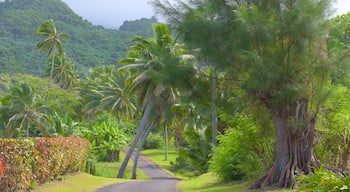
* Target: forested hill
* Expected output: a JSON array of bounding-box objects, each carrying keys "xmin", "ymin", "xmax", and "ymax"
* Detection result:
[{"xmin": 0, "ymin": 0, "xmax": 156, "ymax": 75}]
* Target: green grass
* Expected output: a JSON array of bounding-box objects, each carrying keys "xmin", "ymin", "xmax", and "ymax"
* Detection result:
[
  {"xmin": 178, "ymin": 172, "xmax": 248, "ymax": 192},
  {"xmin": 93, "ymin": 152, "xmax": 149, "ymax": 179},
  {"xmin": 141, "ymin": 148, "xmax": 294, "ymax": 192},
  {"xmin": 31, "ymin": 172, "xmax": 127, "ymax": 192},
  {"xmin": 177, "ymin": 172, "xmax": 295, "ymax": 192},
  {"xmin": 31, "ymin": 152, "xmax": 149, "ymax": 191},
  {"xmin": 141, "ymin": 148, "xmax": 188, "ymax": 179}
]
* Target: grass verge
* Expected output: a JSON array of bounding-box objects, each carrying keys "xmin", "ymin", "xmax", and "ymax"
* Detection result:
[
  {"xmin": 92, "ymin": 151, "xmax": 149, "ymax": 179},
  {"xmin": 141, "ymin": 148, "xmax": 294, "ymax": 192},
  {"xmin": 178, "ymin": 172, "xmax": 248, "ymax": 192},
  {"xmin": 31, "ymin": 152, "xmax": 149, "ymax": 191},
  {"xmin": 31, "ymin": 172, "xmax": 127, "ymax": 192},
  {"xmin": 141, "ymin": 148, "xmax": 187, "ymax": 179},
  {"xmin": 177, "ymin": 172, "xmax": 295, "ymax": 192}
]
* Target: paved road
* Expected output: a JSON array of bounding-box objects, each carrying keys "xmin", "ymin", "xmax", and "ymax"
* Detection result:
[{"xmin": 96, "ymin": 153, "xmax": 181, "ymax": 192}]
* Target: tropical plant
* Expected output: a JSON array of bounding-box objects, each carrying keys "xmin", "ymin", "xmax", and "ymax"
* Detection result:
[
  {"xmin": 34, "ymin": 19, "xmax": 69, "ymax": 104},
  {"xmin": 117, "ymin": 23, "xmax": 195, "ymax": 179},
  {"xmin": 153, "ymin": 0, "xmax": 343, "ymax": 188},
  {"xmin": 79, "ymin": 65, "xmax": 137, "ymax": 120},
  {"xmin": 45, "ymin": 55, "xmax": 77, "ymax": 89},
  {"xmin": 2, "ymin": 82, "xmax": 51, "ymax": 138},
  {"xmin": 316, "ymin": 85, "xmax": 350, "ymax": 170},
  {"xmin": 210, "ymin": 114, "xmax": 273, "ymax": 181},
  {"xmin": 297, "ymin": 166, "xmax": 350, "ymax": 192},
  {"xmin": 82, "ymin": 114, "xmax": 131, "ymax": 162},
  {"xmin": 172, "ymin": 127, "xmax": 212, "ymax": 177}
]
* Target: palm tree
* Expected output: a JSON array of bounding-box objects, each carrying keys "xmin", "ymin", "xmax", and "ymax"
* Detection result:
[
  {"xmin": 34, "ymin": 19, "xmax": 69, "ymax": 104},
  {"xmin": 117, "ymin": 23, "xmax": 195, "ymax": 178},
  {"xmin": 79, "ymin": 65, "xmax": 137, "ymax": 119},
  {"xmin": 4, "ymin": 82, "xmax": 51, "ymax": 138},
  {"xmin": 45, "ymin": 55, "xmax": 77, "ymax": 89}
]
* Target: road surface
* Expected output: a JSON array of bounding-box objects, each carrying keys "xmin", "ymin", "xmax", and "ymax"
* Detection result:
[{"xmin": 96, "ymin": 153, "xmax": 181, "ymax": 192}]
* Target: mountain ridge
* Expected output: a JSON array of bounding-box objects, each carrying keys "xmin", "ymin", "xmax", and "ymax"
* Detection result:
[{"xmin": 0, "ymin": 0, "xmax": 156, "ymax": 75}]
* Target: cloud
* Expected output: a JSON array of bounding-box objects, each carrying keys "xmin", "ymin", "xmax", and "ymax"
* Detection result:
[{"xmin": 61, "ymin": 0, "xmax": 155, "ymax": 28}]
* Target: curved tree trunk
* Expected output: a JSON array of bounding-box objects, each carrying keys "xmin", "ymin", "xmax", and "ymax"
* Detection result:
[
  {"xmin": 117, "ymin": 100, "xmax": 153, "ymax": 178},
  {"xmin": 251, "ymin": 98, "xmax": 320, "ymax": 189},
  {"xmin": 46, "ymin": 42, "xmax": 56, "ymax": 106},
  {"xmin": 131, "ymin": 124, "xmax": 153, "ymax": 179}
]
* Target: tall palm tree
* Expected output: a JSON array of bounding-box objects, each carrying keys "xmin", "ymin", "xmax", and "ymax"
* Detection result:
[
  {"xmin": 4, "ymin": 82, "xmax": 50, "ymax": 138},
  {"xmin": 34, "ymin": 19, "xmax": 69, "ymax": 104},
  {"xmin": 117, "ymin": 23, "xmax": 195, "ymax": 178},
  {"xmin": 45, "ymin": 55, "xmax": 77, "ymax": 89}
]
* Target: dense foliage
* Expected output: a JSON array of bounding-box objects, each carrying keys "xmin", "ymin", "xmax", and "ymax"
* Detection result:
[
  {"xmin": 81, "ymin": 114, "xmax": 134, "ymax": 162},
  {"xmin": 0, "ymin": 137, "xmax": 89, "ymax": 191},
  {"xmin": 297, "ymin": 166, "xmax": 350, "ymax": 192},
  {"xmin": 1, "ymin": 0, "xmax": 350, "ymax": 191},
  {"xmin": 210, "ymin": 114, "xmax": 274, "ymax": 181}
]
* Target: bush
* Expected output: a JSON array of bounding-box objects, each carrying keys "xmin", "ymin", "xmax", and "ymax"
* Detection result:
[
  {"xmin": 0, "ymin": 137, "xmax": 89, "ymax": 191},
  {"xmin": 296, "ymin": 166, "xmax": 350, "ymax": 192},
  {"xmin": 143, "ymin": 133, "xmax": 163, "ymax": 149},
  {"xmin": 171, "ymin": 127, "xmax": 212, "ymax": 177},
  {"xmin": 210, "ymin": 114, "xmax": 273, "ymax": 181},
  {"xmin": 81, "ymin": 115, "xmax": 132, "ymax": 162}
]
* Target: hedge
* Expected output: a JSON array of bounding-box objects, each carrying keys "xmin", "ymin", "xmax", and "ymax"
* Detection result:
[{"xmin": 0, "ymin": 137, "xmax": 90, "ymax": 191}]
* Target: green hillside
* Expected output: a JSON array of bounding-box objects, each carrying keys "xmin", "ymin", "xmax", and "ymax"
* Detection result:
[{"xmin": 0, "ymin": 0, "xmax": 156, "ymax": 75}]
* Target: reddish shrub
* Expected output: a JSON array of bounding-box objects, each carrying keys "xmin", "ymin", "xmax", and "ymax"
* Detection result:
[{"xmin": 0, "ymin": 137, "xmax": 89, "ymax": 191}]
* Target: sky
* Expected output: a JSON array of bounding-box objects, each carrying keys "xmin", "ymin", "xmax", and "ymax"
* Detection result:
[
  {"xmin": 60, "ymin": 0, "xmax": 350, "ymax": 29},
  {"xmin": 61, "ymin": 0, "xmax": 157, "ymax": 29},
  {"xmin": 0, "ymin": 0, "xmax": 348, "ymax": 29}
]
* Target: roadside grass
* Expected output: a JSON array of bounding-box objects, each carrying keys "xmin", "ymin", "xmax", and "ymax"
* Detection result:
[
  {"xmin": 31, "ymin": 172, "xmax": 127, "ymax": 192},
  {"xmin": 177, "ymin": 172, "xmax": 295, "ymax": 192},
  {"xmin": 31, "ymin": 152, "xmax": 149, "ymax": 191},
  {"xmin": 142, "ymin": 148, "xmax": 295, "ymax": 192},
  {"xmin": 141, "ymin": 148, "xmax": 187, "ymax": 179},
  {"xmin": 92, "ymin": 151, "xmax": 149, "ymax": 179},
  {"xmin": 178, "ymin": 172, "xmax": 248, "ymax": 192}
]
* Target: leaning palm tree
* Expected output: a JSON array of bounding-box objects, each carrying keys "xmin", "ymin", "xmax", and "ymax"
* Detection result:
[
  {"xmin": 45, "ymin": 55, "xmax": 77, "ymax": 89},
  {"xmin": 117, "ymin": 23, "xmax": 195, "ymax": 178},
  {"xmin": 4, "ymin": 82, "xmax": 51, "ymax": 138},
  {"xmin": 34, "ymin": 19, "xmax": 69, "ymax": 104}
]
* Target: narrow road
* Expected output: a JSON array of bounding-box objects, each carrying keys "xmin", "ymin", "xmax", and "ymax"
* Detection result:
[{"xmin": 96, "ymin": 153, "xmax": 181, "ymax": 192}]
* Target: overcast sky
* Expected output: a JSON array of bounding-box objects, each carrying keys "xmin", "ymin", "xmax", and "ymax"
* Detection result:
[
  {"xmin": 0, "ymin": 0, "xmax": 348, "ymax": 29},
  {"xmin": 60, "ymin": 0, "xmax": 350, "ymax": 29},
  {"xmin": 60, "ymin": 0, "xmax": 157, "ymax": 28}
]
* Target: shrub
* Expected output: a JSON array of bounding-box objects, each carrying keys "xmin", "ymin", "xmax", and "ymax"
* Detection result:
[
  {"xmin": 171, "ymin": 127, "xmax": 212, "ymax": 177},
  {"xmin": 296, "ymin": 166, "xmax": 350, "ymax": 192},
  {"xmin": 143, "ymin": 133, "xmax": 164, "ymax": 149},
  {"xmin": 0, "ymin": 137, "xmax": 89, "ymax": 191},
  {"xmin": 210, "ymin": 114, "xmax": 273, "ymax": 181},
  {"xmin": 81, "ymin": 116, "xmax": 132, "ymax": 162}
]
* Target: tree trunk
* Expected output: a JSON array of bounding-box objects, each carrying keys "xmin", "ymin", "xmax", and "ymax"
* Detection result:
[
  {"xmin": 340, "ymin": 138, "xmax": 350, "ymax": 170},
  {"xmin": 106, "ymin": 150, "xmax": 120, "ymax": 162},
  {"xmin": 251, "ymin": 98, "xmax": 320, "ymax": 189},
  {"xmin": 131, "ymin": 124, "xmax": 153, "ymax": 179},
  {"xmin": 117, "ymin": 100, "xmax": 153, "ymax": 178},
  {"xmin": 211, "ymin": 67, "xmax": 217, "ymax": 146},
  {"xmin": 46, "ymin": 42, "xmax": 56, "ymax": 106},
  {"xmin": 164, "ymin": 123, "xmax": 168, "ymax": 161},
  {"xmin": 175, "ymin": 125, "xmax": 182, "ymax": 151},
  {"xmin": 25, "ymin": 118, "xmax": 29, "ymax": 139}
]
